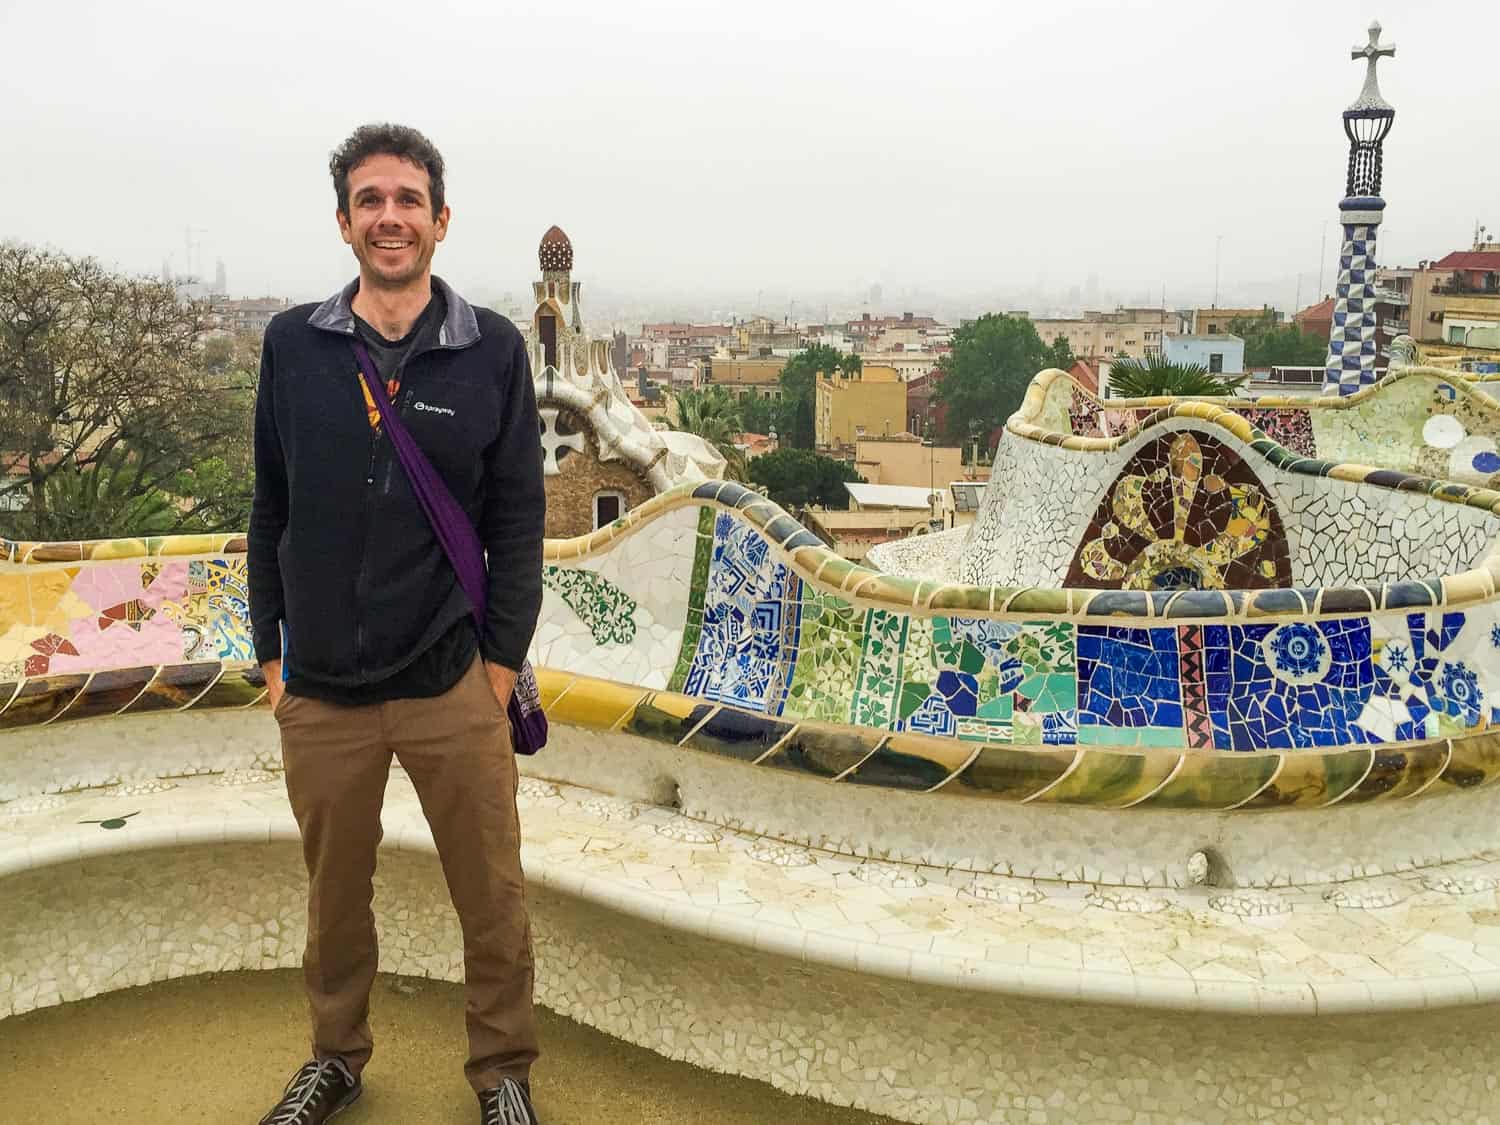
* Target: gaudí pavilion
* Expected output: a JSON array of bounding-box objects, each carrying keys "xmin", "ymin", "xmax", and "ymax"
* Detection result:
[{"xmin": 6, "ymin": 22, "xmax": 1500, "ymax": 1124}]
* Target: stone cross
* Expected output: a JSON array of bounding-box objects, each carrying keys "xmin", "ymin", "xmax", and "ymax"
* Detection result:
[
  {"xmin": 539, "ymin": 408, "xmax": 585, "ymax": 476},
  {"xmin": 1349, "ymin": 21, "xmax": 1396, "ymax": 109}
]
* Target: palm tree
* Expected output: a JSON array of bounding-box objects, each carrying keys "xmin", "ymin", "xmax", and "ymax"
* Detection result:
[
  {"xmin": 668, "ymin": 386, "xmax": 749, "ymax": 481},
  {"xmin": 1106, "ymin": 355, "xmax": 1247, "ymax": 398},
  {"xmin": 39, "ymin": 448, "xmax": 180, "ymax": 539}
]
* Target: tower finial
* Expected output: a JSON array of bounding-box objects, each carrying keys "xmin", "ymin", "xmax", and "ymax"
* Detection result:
[
  {"xmin": 539, "ymin": 225, "xmax": 573, "ymax": 272},
  {"xmin": 1340, "ymin": 20, "xmax": 1396, "ymax": 199},
  {"xmin": 1348, "ymin": 20, "xmax": 1396, "ymax": 112}
]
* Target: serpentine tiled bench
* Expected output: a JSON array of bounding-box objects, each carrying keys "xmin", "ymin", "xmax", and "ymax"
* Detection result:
[{"xmin": 7, "ymin": 363, "xmax": 1500, "ymax": 1122}]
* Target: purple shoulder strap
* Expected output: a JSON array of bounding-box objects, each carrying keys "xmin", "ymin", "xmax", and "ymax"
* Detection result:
[{"xmin": 351, "ymin": 338, "xmax": 548, "ymax": 753}]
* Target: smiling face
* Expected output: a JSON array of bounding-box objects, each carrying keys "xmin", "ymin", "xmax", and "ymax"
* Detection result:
[{"xmin": 336, "ymin": 153, "xmax": 450, "ymax": 290}]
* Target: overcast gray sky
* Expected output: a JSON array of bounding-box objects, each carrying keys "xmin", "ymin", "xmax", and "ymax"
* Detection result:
[{"xmin": 3, "ymin": 0, "xmax": 1496, "ymax": 317}]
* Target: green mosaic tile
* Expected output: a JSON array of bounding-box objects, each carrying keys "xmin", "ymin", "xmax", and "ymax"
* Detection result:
[
  {"xmin": 849, "ymin": 608, "xmax": 907, "ymax": 729},
  {"xmin": 666, "ymin": 506, "xmax": 715, "ymax": 694},
  {"xmin": 781, "ymin": 590, "xmax": 863, "ymax": 724},
  {"xmin": 1076, "ymin": 724, "xmax": 1186, "ymax": 749},
  {"xmin": 542, "ymin": 566, "xmax": 637, "ymax": 645}
]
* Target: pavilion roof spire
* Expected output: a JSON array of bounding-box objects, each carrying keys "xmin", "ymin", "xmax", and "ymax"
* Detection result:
[{"xmin": 1348, "ymin": 20, "xmax": 1396, "ymax": 113}]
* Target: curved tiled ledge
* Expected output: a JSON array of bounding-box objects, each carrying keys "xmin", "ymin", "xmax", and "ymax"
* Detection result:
[
  {"xmin": 1012, "ymin": 365, "xmax": 1500, "ymax": 464},
  {"xmin": 5, "ymin": 661, "xmax": 1499, "ymax": 812},
  {"xmin": 568, "ymin": 481, "xmax": 1500, "ymax": 625},
  {"xmin": 3, "ymin": 772, "xmax": 1497, "ymax": 1018},
  {"xmin": 5, "ymin": 477, "xmax": 1499, "ymax": 628}
]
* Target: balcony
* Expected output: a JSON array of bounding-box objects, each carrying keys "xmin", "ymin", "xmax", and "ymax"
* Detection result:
[{"xmin": 1433, "ymin": 280, "xmax": 1500, "ymax": 297}]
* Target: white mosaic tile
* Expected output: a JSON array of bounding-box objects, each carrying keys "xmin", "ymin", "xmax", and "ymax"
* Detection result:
[
  {"xmin": 577, "ymin": 796, "xmax": 643, "ymax": 821},
  {"xmin": 1421, "ymin": 873, "xmax": 1500, "ymax": 896},
  {"xmin": 111, "ymin": 780, "xmax": 179, "ymax": 798},
  {"xmin": 961, "ymin": 874, "xmax": 1045, "ymax": 905},
  {"xmin": 530, "ymin": 504, "xmax": 698, "ymax": 691},
  {"xmin": 517, "ymin": 779, "xmax": 562, "ymax": 802},
  {"xmin": 1323, "ymin": 883, "xmax": 1411, "ymax": 910},
  {"xmin": 849, "ymin": 861, "xmax": 927, "ymax": 889},
  {"xmin": 655, "ymin": 817, "xmax": 723, "ymax": 845},
  {"xmin": 746, "ymin": 841, "xmax": 816, "ymax": 867},
  {"xmin": 1086, "ymin": 889, "xmax": 1169, "ymax": 914},
  {"xmin": 1209, "ymin": 892, "xmax": 1292, "ymax": 918},
  {"xmin": 1, "ymin": 795, "xmax": 66, "ymax": 816},
  {"xmin": 7, "ymin": 792, "xmax": 1500, "ymax": 1124}
]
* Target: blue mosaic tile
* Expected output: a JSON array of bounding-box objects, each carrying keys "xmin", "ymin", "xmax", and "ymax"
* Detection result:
[
  {"xmin": 1204, "ymin": 619, "xmax": 1375, "ymax": 750},
  {"xmin": 1077, "ymin": 626, "xmax": 1182, "ymax": 731},
  {"xmin": 1357, "ymin": 610, "xmax": 1498, "ymax": 742},
  {"xmin": 683, "ymin": 514, "xmax": 802, "ymax": 714}
]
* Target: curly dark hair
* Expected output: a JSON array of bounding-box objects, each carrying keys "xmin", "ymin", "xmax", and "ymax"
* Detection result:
[{"xmin": 329, "ymin": 123, "xmax": 446, "ymax": 218}]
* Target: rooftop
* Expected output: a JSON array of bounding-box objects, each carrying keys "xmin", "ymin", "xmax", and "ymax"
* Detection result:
[
  {"xmin": 1432, "ymin": 250, "xmax": 1500, "ymax": 271},
  {"xmin": 844, "ymin": 481, "xmax": 937, "ymax": 509}
]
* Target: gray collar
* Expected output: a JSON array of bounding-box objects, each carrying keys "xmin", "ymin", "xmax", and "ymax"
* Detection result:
[{"xmin": 307, "ymin": 275, "xmax": 480, "ymax": 349}]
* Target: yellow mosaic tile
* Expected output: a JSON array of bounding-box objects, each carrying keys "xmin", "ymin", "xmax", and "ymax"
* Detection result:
[
  {"xmin": 545, "ymin": 676, "xmax": 651, "ymax": 731},
  {"xmin": 1237, "ymin": 748, "xmax": 1375, "ymax": 810},
  {"xmin": 1025, "ymin": 749, "xmax": 1182, "ymax": 808}
]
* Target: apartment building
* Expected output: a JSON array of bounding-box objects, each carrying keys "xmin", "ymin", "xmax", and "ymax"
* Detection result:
[
  {"xmin": 1190, "ymin": 307, "xmax": 1281, "ymax": 335},
  {"xmin": 213, "ymin": 297, "xmax": 293, "ymax": 335},
  {"xmin": 1023, "ymin": 307, "xmax": 1178, "ymax": 361},
  {"xmin": 1407, "ymin": 245, "xmax": 1500, "ymax": 349},
  {"xmin": 814, "ymin": 364, "xmax": 906, "ymax": 450},
  {"xmin": 702, "ymin": 356, "xmax": 784, "ymax": 398},
  {"xmin": 639, "ymin": 322, "xmax": 736, "ymax": 367}
]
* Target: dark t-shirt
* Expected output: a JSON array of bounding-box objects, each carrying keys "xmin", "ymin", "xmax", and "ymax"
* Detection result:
[{"xmin": 285, "ymin": 293, "xmax": 478, "ymax": 706}]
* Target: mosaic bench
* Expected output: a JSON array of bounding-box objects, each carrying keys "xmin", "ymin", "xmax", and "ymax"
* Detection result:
[{"xmin": 6, "ymin": 364, "xmax": 1500, "ymax": 1122}]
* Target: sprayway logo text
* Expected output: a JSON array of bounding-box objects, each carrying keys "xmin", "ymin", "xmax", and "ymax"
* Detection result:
[{"xmin": 413, "ymin": 401, "xmax": 456, "ymax": 417}]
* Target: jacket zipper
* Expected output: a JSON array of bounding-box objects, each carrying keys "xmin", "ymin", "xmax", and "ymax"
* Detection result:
[
  {"xmin": 354, "ymin": 350, "xmax": 428, "ymax": 678},
  {"xmin": 353, "ymin": 426, "xmax": 379, "ymax": 678},
  {"xmin": 383, "ymin": 382, "xmax": 417, "ymax": 493}
]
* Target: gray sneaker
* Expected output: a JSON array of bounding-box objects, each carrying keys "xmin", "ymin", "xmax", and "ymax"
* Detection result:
[
  {"xmin": 477, "ymin": 1076, "xmax": 538, "ymax": 1125},
  {"xmin": 258, "ymin": 1058, "xmax": 362, "ymax": 1124}
]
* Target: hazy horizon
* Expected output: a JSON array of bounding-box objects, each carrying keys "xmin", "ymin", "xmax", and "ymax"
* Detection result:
[{"xmin": 5, "ymin": 0, "xmax": 1497, "ymax": 325}]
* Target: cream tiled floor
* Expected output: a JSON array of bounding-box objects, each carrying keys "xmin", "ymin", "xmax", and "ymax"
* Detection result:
[{"xmin": 4, "ymin": 768, "xmax": 1499, "ymax": 1017}]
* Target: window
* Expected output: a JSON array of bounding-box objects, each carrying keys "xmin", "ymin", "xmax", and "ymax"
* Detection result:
[
  {"xmin": 1209, "ymin": 353, "xmax": 1224, "ymax": 373},
  {"xmin": 593, "ymin": 491, "xmax": 626, "ymax": 529},
  {"xmin": 1449, "ymin": 326, "xmax": 1466, "ymax": 344},
  {"xmin": 538, "ymin": 313, "xmax": 558, "ymax": 369}
]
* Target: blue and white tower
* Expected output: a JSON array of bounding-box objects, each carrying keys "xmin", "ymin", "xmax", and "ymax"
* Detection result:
[{"xmin": 1323, "ymin": 21, "xmax": 1397, "ymax": 396}]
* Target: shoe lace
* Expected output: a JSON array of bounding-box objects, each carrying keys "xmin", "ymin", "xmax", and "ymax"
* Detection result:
[
  {"xmin": 260, "ymin": 1059, "xmax": 354, "ymax": 1125},
  {"xmin": 481, "ymin": 1078, "xmax": 535, "ymax": 1125}
]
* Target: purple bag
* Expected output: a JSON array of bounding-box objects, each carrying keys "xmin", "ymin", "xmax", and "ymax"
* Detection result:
[{"xmin": 352, "ymin": 339, "xmax": 548, "ymax": 754}]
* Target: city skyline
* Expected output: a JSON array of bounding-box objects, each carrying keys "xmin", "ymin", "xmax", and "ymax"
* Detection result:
[{"xmin": 4, "ymin": 1, "xmax": 1497, "ymax": 322}]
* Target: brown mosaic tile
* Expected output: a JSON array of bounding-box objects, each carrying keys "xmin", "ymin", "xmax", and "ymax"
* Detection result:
[
  {"xmin": 0, "ymin": 673, "xmax": 90, "ymax": 729},
  {"xmin": 1066, "ymin": 431, "xmax": 1293, "ymax": 593},
  {"xmin": 125, "ymin": 662, "xmax": 223, "ymax": 714},
  {"xmin": 51, "ymin": 666, "xmax": 157, "ymax": 724},
  {"xmin": 189, "ymin": 667, "xmax": 266, "ymax": 711}
]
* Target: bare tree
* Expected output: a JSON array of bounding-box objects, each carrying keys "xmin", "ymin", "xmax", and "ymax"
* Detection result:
[{"xmin": 0, "ymin": 243, "xmax": 257, "ymax": 540}]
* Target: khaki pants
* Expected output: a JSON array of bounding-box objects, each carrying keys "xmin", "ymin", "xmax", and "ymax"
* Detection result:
[{"xmin": 274, "ymin": 656, "xmax": 539, "ymax": 1093}]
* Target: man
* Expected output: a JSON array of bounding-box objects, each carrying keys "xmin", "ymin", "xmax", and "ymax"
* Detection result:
[{"xmin": 248, "ymin": 123, "xmax": 545, "ymax": 1125}]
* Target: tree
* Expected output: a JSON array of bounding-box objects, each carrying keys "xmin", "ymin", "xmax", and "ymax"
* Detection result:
[
  {"xmin": 0, "ymin": 243, "xmax": 258, "ymax": 540},
  {"xmin": 1046, "ymin": 333, "xmax": 1076, "ymax": 372},
  {"xmin": 1228, "ymin": 311, "xmax": 1326, "ymax": 367},
  {"xmin": 930, "ymin": 314, "xmax": 1071, "ymax": 444},
  {"xmin": 747, "ymin": 448, "xmax": 864, "ymax": 512},
  {"xmin": 736, "ymin": 392, "xmax": 778, "ymax": 436},
  {"xmin": 667, "ymin": 385, "xmax": 748, "ymax": 481},
  {"xmin": 1106, "ymin": 355, "xmax": 1247, "ymax": 398},
  {"xmin": 775, "ymin": 344, "xmax": 856, "ymax": 450}
]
